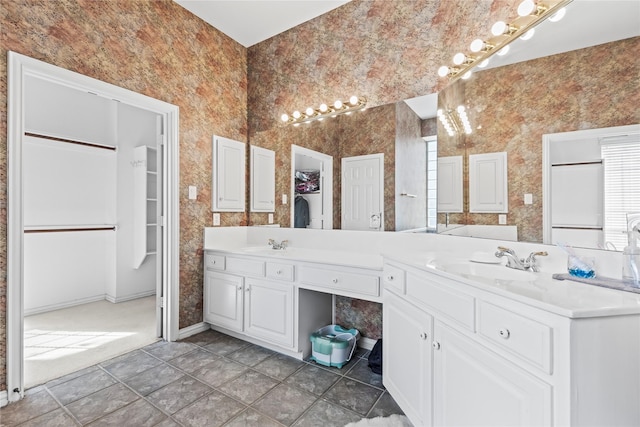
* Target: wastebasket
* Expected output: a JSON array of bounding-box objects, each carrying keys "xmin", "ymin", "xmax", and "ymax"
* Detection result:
[{"xmin": 309, "ymin": 324, "xmax": 360, "ymax": 368}]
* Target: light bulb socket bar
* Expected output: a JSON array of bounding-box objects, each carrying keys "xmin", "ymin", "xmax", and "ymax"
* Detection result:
[
  {"xmin": 438, "ymin": 0, "xmax": 573, "ymax": 83},
  {"xmin": 281, "ymin": 96, "xmax": 367, "ymax": 125}
]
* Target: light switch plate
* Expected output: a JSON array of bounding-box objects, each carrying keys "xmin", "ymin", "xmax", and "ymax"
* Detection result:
[
  {"xmin": 282, "ymin": 194, "xmax": 288, "ymax": 205},
  {"xmin": 188, "ymin": 185, "xmax": 197, "ymax": 200},
  {"xmin": 268, "ymin": 213, "xmax": 274, "ymax": 224},
  {"xmin": 213, "ymin": 213, "xmax": 220, "ymax": 226},
  {"xmin": 524, "ymin": 193, "xmax": 533, "ymax": 205},
  {"xmin": 498, "ymin": 214, "xmax": 507, "ymax": 225}
]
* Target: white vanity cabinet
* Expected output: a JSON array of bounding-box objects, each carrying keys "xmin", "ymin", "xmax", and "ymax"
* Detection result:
[
  {"xmin": 383, "ymin": 259, "xmax": 640, "ymax": 427},
  {"xmin": 203, "ymin": 251, "xmax": 334, "ymax": 358}
]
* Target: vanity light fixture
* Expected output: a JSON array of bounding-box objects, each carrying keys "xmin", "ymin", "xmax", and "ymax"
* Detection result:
[
  {"xmin": 281, "ymin": 95, "xmax": 367, "ymax": 125},
  {"xmin": 437, "ymin": 0, "xmax": 573, "ymax": 82},
  {"xmin": 437, "ymin": 106, "xmax": 473, "ymax": 136}
]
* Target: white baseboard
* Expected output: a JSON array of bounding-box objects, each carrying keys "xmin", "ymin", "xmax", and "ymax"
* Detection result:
[
  {"xmin": 177, "ymin": 322, "xmax": 210, "ymax": 340},
  {"xmin": 359, "ymin": 336, "xmax": 378, "ymax": 351},
  {"xmin": 1, "ymin": 390, "xmax": 8, "ymax": 408},
  {"xmin": 24, "ymin": 294, "xmax": 106, "ymax": 316},
  {"xmin": 105, "ymin": 290, "xmax": 155, "ymax": 304}
]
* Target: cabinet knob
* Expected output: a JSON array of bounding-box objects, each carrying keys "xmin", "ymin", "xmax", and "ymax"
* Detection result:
[
  {"xmin": 237, "ymin": 285, "xmax": 242, "ymax": 290},
  {"xmin": 277, "ymin": 270, "xmax": 282, "ymax": 275},
  {"xmin": 499, "ymin": 328, "xmax": 510, "ymax": 339},
  {"xmin": 419, "ymin": 332, "xmax": 427, "ymax": 340},
  {"xmin": 387, "ymin": 275, "xmax": 394, "ymax": 281},
  {"xmin": 245, "ymin": 287, "xmax": 251, "ymax": 292},
  {"xmin": 432, "ymin": 341, "xmax": 441, "ymax": 350},
  {"xmin": 212, "ymin": 260, "xmax": 216, "ymax": 264},
  {"xmin": 332, "ymin": 278, "xmax": 338, "ymax": 284}
]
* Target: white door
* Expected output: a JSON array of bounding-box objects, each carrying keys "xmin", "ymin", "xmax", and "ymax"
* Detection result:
[
  {"xmin": 433, "ymin": 322, "xmax": 552, "ymax": 427},
  {"xmin": 244, "ymin": 278, "xmax": 294, "ymax": 348},
  {"xmin": 342, "ymin": 154, "xmax": 384, "ymax": 231},
  {"xmin": 383, "ymin": 292, "xmax": 433, "ymax": 426},
  {"xmin": 212, "ymin": 135, "xmax": 246, "ymax": 212},
  {"xmin": 204, "ymin": 271, "xmax": 244, "ymax": 332}
]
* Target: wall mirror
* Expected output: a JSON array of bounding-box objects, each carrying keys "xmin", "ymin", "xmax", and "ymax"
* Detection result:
[{"xmin": 247, "ymin": 0, "xmax": 639, "ymax": 250}]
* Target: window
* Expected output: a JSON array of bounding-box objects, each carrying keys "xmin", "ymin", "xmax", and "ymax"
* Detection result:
[
  {"xmin": 601, "ymin": 134, "xmax": 640, "ymax": 250},
  {"xmin": 426, "ymin": 136, "xmax": 438, "ymax": 231}
]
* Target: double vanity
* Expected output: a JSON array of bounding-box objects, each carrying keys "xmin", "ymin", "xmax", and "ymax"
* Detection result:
[{"xmin": 203, "ymin": 226, "xmax": 640, "ymax": 426}]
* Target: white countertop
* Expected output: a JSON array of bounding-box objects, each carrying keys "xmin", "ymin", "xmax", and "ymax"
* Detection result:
[
  {"xmin": 384, "ymin": 250, "xmax": 640, "ymax": 319},
  {"xmin": 206, "ymin": 246, "xmax": 383, "ymax": 270},
  {"xmin": 203, "ymin": 227, "xmax": 640, "ymax": 319}
]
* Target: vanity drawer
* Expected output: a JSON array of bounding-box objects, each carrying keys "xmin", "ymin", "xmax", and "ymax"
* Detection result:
[
  {"xmin": 383, "ymin": 263, "xmax": 406, "ymax": 295},
  {"xmin": 266, "ymin": 262, "xmax": 295, "ymax": 282},
  {"xmin": 477, "ymin": 301, "xmax": 552, "ymax": 374},
  {"xmin": 226, "ymin": 256, "xmax": 265, "ymax": 277},
  {"xmin": 300, "ymin": 265, "xmax": 380, "ymax": 298},
  {"xmin": 406, "ymin": 272, "xmax": 475, "ymax": 331},
  {"xmin": 205, "ymin": 253, "xmax": 225, "ymax": 271}
]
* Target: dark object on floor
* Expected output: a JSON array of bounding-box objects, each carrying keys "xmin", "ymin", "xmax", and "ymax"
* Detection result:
[{"xmin": 368, "ymin": 339, "xmax": 382, "ymax": 374}]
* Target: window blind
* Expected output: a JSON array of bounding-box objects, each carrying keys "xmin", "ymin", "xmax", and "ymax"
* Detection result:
[{"xmin": 601, "ymin": 134, "xmax": 640, "ymax": 250}]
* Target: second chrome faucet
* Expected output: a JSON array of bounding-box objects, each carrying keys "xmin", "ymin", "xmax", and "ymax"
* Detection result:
[{"xmin": 495, "ymin": 246, "xmax": 547, "ymax": 272}]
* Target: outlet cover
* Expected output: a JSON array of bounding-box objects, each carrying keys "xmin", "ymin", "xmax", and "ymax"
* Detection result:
[
  {"xmin": 524, "ymin": 193, "xmax": 533, "ymax": 205},
  {"xmin": 213, "ymin": 213, "xmax": 220, "ymax": 226},
  {"xmin": 268, "ymin": 213, "xmax": 274, "ymax": 224},
  {"xmin": 498, "ymin": 214, "xmax": 507, "ymax": 225},
  {"xmin": 188, "ymin": 185, "xmax": 197, "ymax": 200},
  {"xmin": 282, "ymin": 194, "xmax": 288, "ymax": 205}
]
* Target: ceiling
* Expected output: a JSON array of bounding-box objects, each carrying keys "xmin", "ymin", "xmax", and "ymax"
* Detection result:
[
  {"xmin": 174, "ymin": 0, "xmax": 639, "ymax": 119},
  {"xmin": 174, "ymin": 0, "xmax": 350, "ymax": 47}
]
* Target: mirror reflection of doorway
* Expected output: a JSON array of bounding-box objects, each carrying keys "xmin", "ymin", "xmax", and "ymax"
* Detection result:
[{"xmin": 291, "ymin": 145, "xmax": 333, "ymax": 229}]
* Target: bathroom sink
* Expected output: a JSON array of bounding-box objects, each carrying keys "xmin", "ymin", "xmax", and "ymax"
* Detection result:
[{"xmin": 435, "ymin": 261, "xmax": 537, "ymax": 282}]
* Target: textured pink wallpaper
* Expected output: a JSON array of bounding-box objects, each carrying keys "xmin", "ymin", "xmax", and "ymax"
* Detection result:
[{"xmin": 0, "ymin": 0, "xmax": 247, "ymax": 391}]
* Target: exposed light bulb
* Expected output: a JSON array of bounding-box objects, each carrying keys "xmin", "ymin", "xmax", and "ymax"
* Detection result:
[
  {"xmin": 281, "ymin": 113, "xmax": 289, "ymax": 122},
  {"xmin": 457, "ymin": 105, "xmax": 466, "ymax": 113},
  {"xmin": 477, "ymin": 58, "xmax": 490, "ymax": 68},
  {"xmin": 305, "ymin": 107, "xmax": 314, "ymax": 116},
  {"xmin": 497, "ymin": 45, "xmax": 510, "ymax": 56},
  {"xmin": 319, "ymin": 103, "xmax": 328, "ymax": 113},
  {"xmin": 438, "ymin": 65, "xmax": 450, "ymax": 77},
  {"xmin": 453, "ymin": 53, "xmax": 466, "ymax": 65},
  {"xmin": 470, "ymin": 39, "xmax": 485, "ymax": 53},
  {"xmin": 292, "ymin": 110, "xmax": 301, "ymax": 119},
  {"xmin": 437, "ymin": 109, "xmax": 444, "ymax": 117},
  {"xmin": 349, "ymin": 95, "xmax": 359, "ymax": 105},
  {"xmin": 461, "ymin": 71, "xmax": 472, "ymax": 80},
  {"xmin": 491, "ymin": 21, "xmax": 507, "ymax": 36},
  {"xmin": 548, "ymin": 7, "xmax": 566, "ymax": 22},
  {"xmin": 517, "ymin": 0, "xmax": 535, "ymax": 17},
  {"xmin": 334, "ymin": 100, "xmax": 343, "ymax": 109},
  {"xmin": 520, "ymin": 28, "xmax": 535, "ymax": 41}
]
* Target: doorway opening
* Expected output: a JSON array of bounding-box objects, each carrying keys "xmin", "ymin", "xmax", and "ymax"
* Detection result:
[
  {"xmin": 290, "ymin": 145, "xmax": 333, "ymax": 229},
  {"xmin": 7, "ymin": 52, "xmax": 180, "ymax": 402}
]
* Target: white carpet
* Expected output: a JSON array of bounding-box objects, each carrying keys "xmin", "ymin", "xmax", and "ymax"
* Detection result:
[
  {"xmin": 345, "ymin": 415, "xmax": 413, "ymax": 427},
  {"xmin": 24, "ymin": 296, "xmax": 159, "ymax": 388}
]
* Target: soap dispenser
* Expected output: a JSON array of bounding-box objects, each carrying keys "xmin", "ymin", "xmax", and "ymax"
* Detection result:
[{"xmin": 622, "ymin": 227, "xmax": 640, "ymax": 287}]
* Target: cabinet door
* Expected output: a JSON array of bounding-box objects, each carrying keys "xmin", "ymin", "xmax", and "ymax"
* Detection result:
[
  {"xmin": 383, "ymin": 293, "xmax": 433, "ymax": 427},
  {"xmin": 204, "ymin": 270, "xmax": 243, "ymax": 332},
  {"xmin": 469, "ymin": 151, "xmax": 508, "ymax": 213},
  {"xmin": 212, "ymin": 135, "xmax": 246, "ymax": 212},
  {"xmin": 250, "ymin": 145, "xmax": 275, "ymax": 212},
  {"xmin": 433, "ymin": 322, "xmax": 552, "ymax": 427},
  {"xmin": 244, "ymin": 278, "xmax": 294, "ymax": 348}
]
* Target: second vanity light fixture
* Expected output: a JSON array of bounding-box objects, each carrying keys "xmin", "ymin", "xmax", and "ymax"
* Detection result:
[
  {"xmin": 438, "ymin": 0, "xmax": 572, "ymax": 82},
  {"xmin": 438, "ymin": 106, "xmax": 472, "ymax": 137},
  {"xmin": 281, "ymin": 96, "xmax": 367, "ymax": 126}
]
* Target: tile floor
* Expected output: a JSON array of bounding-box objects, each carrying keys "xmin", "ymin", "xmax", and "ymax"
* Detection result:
[{"xmin": 1, "ymin": 329, "xmax": 405, "ymax": 426}]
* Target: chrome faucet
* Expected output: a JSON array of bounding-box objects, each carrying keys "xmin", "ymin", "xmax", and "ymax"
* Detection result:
[
  {"xmin": 268, "ymin": 239, "xmax": 288, "ymax": 250},
  {"xmin": 495, "ymin": 246, "xmax": 548, "ymax": 272}
]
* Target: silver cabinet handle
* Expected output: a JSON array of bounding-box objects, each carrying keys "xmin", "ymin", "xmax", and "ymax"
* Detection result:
[
  {"xmin": 387, "ymin": 275, "xmax": 394, "ymax": 281},
  {"xmin": 276, "ymin": 270, "xmax": 282, "ymax": 275},
  {"xmin": 432, "ymin": 341, "xmax": 441, "ymax": 350},
  {"xmin": 332, "ymin": 278, "xmax": 338, "ymax": 284},
  {"xmin": 499, "ymin": 328, "xmax": 510, "ymax": 339},
  {"xmin": 237, "ymin": 285, "xmax": 242, "ymax": 290},
  {"xmin": 419, "ymin": 332, "xmax": 427, "ymax": 340}
]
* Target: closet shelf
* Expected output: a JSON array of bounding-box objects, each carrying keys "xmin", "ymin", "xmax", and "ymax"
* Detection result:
[{"xmin": 24, "ymin": 224, "xmax": 116, "ymax": 233}]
